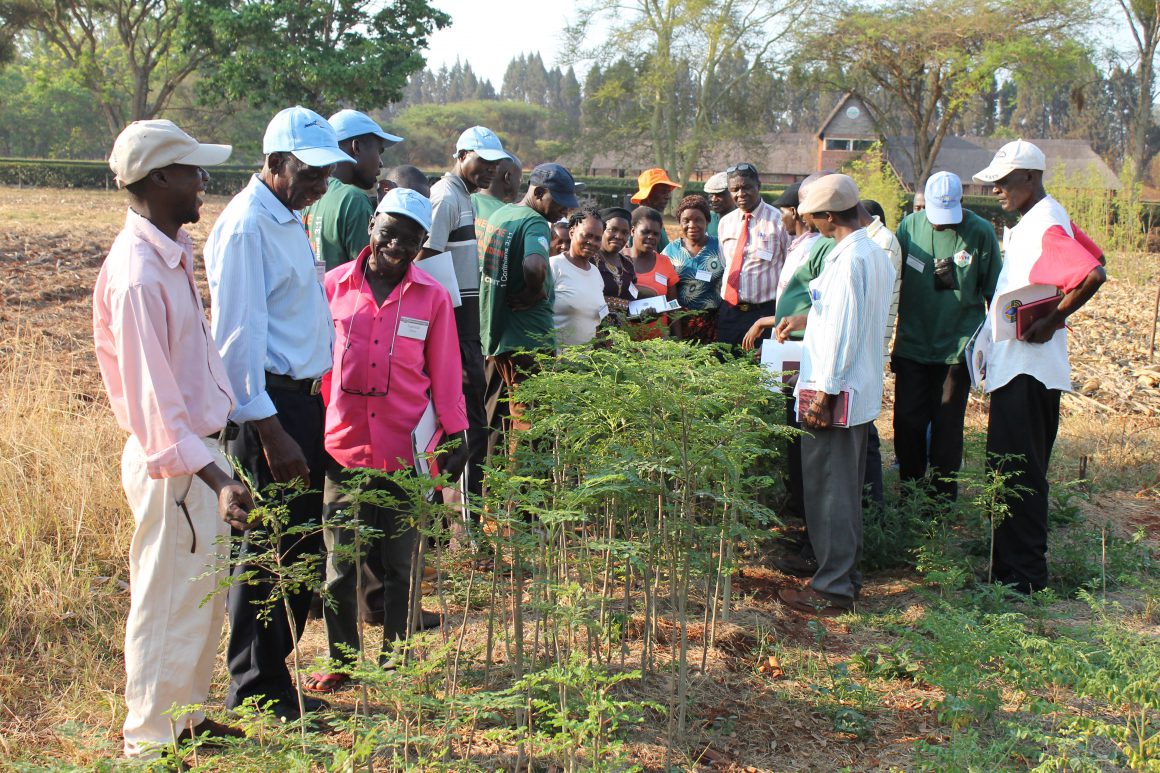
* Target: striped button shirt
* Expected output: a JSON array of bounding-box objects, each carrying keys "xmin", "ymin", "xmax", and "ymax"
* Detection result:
[
  {"xmin": 795, "ymin": 228, "xmax": 896, "ymax": 427},
  {"xmin": 717, "ymin": 200, "xmax": 789, "ymax": 305},
  {"xmin": 424, "ymin": 172, "xmax": 481, "ymax": 340}
]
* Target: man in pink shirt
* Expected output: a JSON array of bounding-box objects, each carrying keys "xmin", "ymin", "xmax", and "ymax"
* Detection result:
[
  {"xmin": 93, "ymin": 120, "xmax": 253, "ymax": 758},
  {"xmin": 304, "ymin": 188, "xmax": 468, "ymax": 689}
]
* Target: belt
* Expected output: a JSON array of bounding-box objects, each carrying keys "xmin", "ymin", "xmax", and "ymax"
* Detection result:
[
  {"xmin": 727, "ymin": 300, "xmax": 776, "ymax": 313},
  {"xmin": 265, "ymin": 371, "xmax": 323, "ymax": 396},
  {"xmin": 208, "ymin": 422, "xmax": 240, "ymax": 442}
]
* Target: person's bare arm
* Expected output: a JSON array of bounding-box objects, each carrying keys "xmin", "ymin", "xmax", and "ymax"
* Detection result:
[
  {"xmin": 509, "ymin": 253, "xmax": 549, "ymax": 311},
  {"xmin": 741, "ymin": 315, "xmax": 777, "ymax": 350}
]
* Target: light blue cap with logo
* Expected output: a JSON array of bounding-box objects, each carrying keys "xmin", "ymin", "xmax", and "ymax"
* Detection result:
[
  {"xmin": 327, "ymin": 109, "xmax": 403, "ymax": 145},
  {"xmin": 374, "ymin": 186, "xmax": 432, "ymax": 232},
  {"xmin": 924, "ymin": 171, "xmax": 963, "ymax": 226},
  {"xmin": 263, "ymin": 106, "xmax": 355, "ymax": 168},
  {"xmin": 454, "ymin": 126, "xmax": 510, "ymax": 162}
]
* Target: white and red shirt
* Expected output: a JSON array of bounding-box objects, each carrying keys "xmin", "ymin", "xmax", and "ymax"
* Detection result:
[
  {"xmin": 985, "ymin": 195, "xmax": 1102, "ymax": 393},
  {"xmin": 322, "ymin": 249, "xmax": 468, "ymax": 471}
]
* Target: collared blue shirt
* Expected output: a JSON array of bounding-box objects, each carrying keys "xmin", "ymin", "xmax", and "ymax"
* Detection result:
[{"xmin": 205, "ymin": 174, "xmax": 335, "ymax": 423}]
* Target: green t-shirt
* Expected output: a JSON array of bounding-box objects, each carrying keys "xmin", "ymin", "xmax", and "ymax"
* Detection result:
[
  {"xmin": 707, "ymin": 211, "xmax": 720, "ymax": 239},
  {"xmin": 302, "ymin": 177, "xmax": 375, "ymax": 270},
  {"xmin": 893, "ymin": 209, "xmax": 1002, "ymax": 364},
  {"xmin": 471, "ymin": 191, "xmax": 506, "ymax": 242},
  {"xmin": 479, "ymin": 203, "xmax": 556, "ymax": 356},
  {"xmin": 774, "ymin": 237, "xmax": 834, "ymax": 340}
]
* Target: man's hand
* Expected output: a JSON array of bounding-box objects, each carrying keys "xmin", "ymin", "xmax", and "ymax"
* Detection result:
[
  {"xmin": 253, "ymin": 415, "xmax": 310, "ymax": 483},
  {"xmin": 508, "ymin": 284, "xmax": 547, "ymax": 311},
  {"xmin": 1019, "ymin": 311, "xmax": 1064, "ymax": 344},
  {"xmin": 509, "ymin": 253, "xmax": 549, "ymax": 311},
  {"xmin": 218, "ymin": 482, "xmax": 255, "ymax": 531},
  {"xmin": 437, "ymin": 430, "xmax": 470, "ymax": 481},
  {"xmin": 774, "ymin": 314, "xmax": 807, "ymax": 343},
  {"xmin": 196, "ymin": 461, "xmax": 255, "ymax": 531},
  {"xmin": 801, "ymin": 391, "xmax": 834, "ymax": 430},
  {"xmin": 741, "ymin": 315, "xmax": 777, "ymax": 350}
]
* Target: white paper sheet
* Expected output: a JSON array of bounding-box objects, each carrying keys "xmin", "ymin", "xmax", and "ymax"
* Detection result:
[
  {"xmin": 414, "ymin": 251, "xmax": 462, "ymax": 307},
  {"xmin": 760, "ymin": 339, "xmax": 804, "ymax": 387}
]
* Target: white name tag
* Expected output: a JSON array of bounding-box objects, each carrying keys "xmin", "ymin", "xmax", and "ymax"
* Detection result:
[
  {"xmin": 906, "ymin": 254, "xmax": 925, "ymax": 273},
  {"xmin": 757, "ymin": 248, "xmax": 774, "ymax": 262},
  {"xmin": 598, "ymin": 303, "xmax": 609, "ymax": 320},
  {"xmin": 655, "ymin": 272, "xmax": 669, "ymax": 286},
  {"xmin": 315, "ymin": 260, "xmax": 327, "ymax": 284},
  {"xmin": 695, "ymin": 269, "xmax": 713, "ymax": 282},
  {"xmin": 398, "ymin": 316, "xmax": 429, "ymax": 340},
  {"xmin": 628, "ymin": 283, "xmax": 639, "ymax": 299}
]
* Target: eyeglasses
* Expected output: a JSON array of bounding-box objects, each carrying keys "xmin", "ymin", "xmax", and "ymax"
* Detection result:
[
  {"xmin": 338, "ymin": 267, "xmax": 403, "ymax": 398},
  {"xmin": 726, "ymin": 163, "xmax": 758, "ymax": 175},
  {"xmin": 371, "ymin": 227, "xmax": 424, "ymax": 254}
]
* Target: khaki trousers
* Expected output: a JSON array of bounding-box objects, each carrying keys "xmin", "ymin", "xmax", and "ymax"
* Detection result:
[{"xmin": 120, "ymin": 436, "xmax": 230, "ymax": 757}]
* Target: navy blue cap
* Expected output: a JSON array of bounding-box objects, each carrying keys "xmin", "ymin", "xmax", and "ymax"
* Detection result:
[{"xmin": 529, "ymin": 163, "xmax": 579, "ymax": 209}]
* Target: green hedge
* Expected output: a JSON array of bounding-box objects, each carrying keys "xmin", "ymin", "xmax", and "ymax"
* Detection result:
[{"xmin": 0, "ymin": 157, "xmax": 257, "ymax": 195}]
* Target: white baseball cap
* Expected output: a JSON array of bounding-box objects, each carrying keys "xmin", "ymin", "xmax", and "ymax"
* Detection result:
[
  {"xmin": 327, "ymin": 109, "xmax": 403, "ymax": 145},
  {"xmin": 375, "ymin": 186, "xmax": 432, "ymax": 232},
  {"xmin": 973, "ymin": 139, "xmax": 1046, "ymax": 183},
  {"xmin": 923, "ymin": 171, "xmax": 963, "ymax": 226},
  {"xmin": 262, "ymin": 106, "xmax": 355, "ymax": 168},
  {"xmin": 453, "ymin": 126, "xmax": 510, "ymax": 162},
  {"xmin": 108, "ymin": 120, "xmax": 232, "ymax": 188}
]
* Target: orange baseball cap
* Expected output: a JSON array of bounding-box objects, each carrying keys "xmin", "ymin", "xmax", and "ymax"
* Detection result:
[{"xmin": 630, "ymin": 168, "xmax": 681, "ymax": 204}]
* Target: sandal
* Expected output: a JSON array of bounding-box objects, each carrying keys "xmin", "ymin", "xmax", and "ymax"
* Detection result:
[{"xmin": 303, "ymin": 672, "xmax": 352, "ymax": 694}]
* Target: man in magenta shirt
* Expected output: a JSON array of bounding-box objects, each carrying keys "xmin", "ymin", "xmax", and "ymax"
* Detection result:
[
  {"xmin": 93, "ymin": 119, "xmax": 252, "ymax": 757},
  {"xmin": 306, "ymin": 188, "xmax": 468, "ymax": 688}
]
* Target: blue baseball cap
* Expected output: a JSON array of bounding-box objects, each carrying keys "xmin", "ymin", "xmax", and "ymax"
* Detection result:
[
  {"xmin": 262, "ymin": 106, "xmax": 355, "ymax": 168},
  {"xmin": 924, "ymin": 171, "xmax": 963, "ymax": 226},
  {"xmin": 374, "ymin": 186, "xmax": 432, "ymax": 232},
  {"xmin": 454, "ymin": 126, "xmax": 510, "ymax": 162},
  {"xmin": 529, "ymin": 163, "xmax": 579, "ymax": 209},
  {"xmin": 327, "ymin": 109, "xmax": 403, "ymax": 145}
]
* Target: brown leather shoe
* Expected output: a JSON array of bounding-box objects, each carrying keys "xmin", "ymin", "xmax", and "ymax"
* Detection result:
[
  {"xmin": 176, "ymin": 717, "xmax": 246, "ymax": 747},
  {"xmin": 774, "ymin": 552, "xmax": 818, "ymax": 578},
  {"xmin": 777, "ymin": 586, "xmax": 852, "ymax": 617}
]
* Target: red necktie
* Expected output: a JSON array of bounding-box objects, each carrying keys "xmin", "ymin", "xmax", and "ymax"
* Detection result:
[{"xmin": 724, "ymin": 212, "xmax": 751, "ymax": 306}]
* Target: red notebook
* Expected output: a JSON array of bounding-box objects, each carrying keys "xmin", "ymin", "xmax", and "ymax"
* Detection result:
[
  {"xmin": 1015, "ymin": 295, "xmax": 1063, "ymax": 339},
  {"xmin": 797, "ymin": 389, "xmax": 851, "ymax": 428}
]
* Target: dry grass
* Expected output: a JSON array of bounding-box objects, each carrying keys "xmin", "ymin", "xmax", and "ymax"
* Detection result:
[{"xmin": 0, "ymin": 186, "xmax": 1157, "ymax": 771}]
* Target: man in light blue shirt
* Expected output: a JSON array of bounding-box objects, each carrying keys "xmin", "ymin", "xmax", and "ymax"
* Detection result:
[
  {"xmin": 204, "ymin": 105, "xmax": 351, "ymax": 720},
  {"xmin": 781, "ymin": 174, "xmax": 895, "ymax": 616}
]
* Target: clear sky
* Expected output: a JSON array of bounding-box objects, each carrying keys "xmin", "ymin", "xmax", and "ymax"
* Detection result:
[{"xmin": 423, "ymin": 0, "xmax": 583, "ymax": 88}]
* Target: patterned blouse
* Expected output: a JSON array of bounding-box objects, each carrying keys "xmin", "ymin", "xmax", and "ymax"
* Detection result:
[{"xmin": 662, "ymin": 236, "xmax": 723, "ymax": 310}]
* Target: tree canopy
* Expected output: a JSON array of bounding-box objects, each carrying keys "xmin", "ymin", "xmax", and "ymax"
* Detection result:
[
  {"xmin": 183, "ymin": 0, "xmax": 449, "ymax": 114},
  {"xmin": 798, "ymin": 0, "xmax": 1093, "ymax": 187}
]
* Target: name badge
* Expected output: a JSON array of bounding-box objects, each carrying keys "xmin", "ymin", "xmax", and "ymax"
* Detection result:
[
  {"xmin": 398, "ymin": 316, "xmax": 429, "ymax": 340},
  {"xmin": 655, "ymin": 272, "xmax": 669, "ymax": 286},
  {"xmin": 314, "ymin": 260, "xmax": 327, "ymax": 284},
  {"xmin": 598, "ymin": 303, "xmax": 609, "ymax": 320},
  {"xmin": 695, "ymin": 269, "xmax": 713, "ymax": 282},
  {"xmin": 757, "ymin": 248, "xmax": 774, "ymax": 262},
  {"xmin": 629, "ymin": 284, "xmax": 639, "ymax": 299},
  {"xmin": 906, "ymin": 254, "xmax": 925, "ymax": 273}
]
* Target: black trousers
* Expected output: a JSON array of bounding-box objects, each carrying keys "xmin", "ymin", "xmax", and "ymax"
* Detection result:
[
  {"xmin": 892, "ymin": 356, "xmax": 971, "ymax": 501},
  {"xmin": 715, "ymin": 300, "xmax": 776, "ymax": 348},
  {"xmin": 783, "ymin": 393, "xmax": 805, "ymax": 520},
  {"xmin": 460, "ymin": 337, "xmax": 488, "ymax": 513},
  {"xmin": 986, "ymin": 374, "xmax": 1060, "ymax": 594},
  {"xmin": 225, "ymin": 387, "xmax": 327, "ymax": 709},
  {"xmin": 322, "ymin": 465, "xmax": 417, "ymax": 664}
]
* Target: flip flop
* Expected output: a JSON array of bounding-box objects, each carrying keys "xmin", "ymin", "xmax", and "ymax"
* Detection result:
[{"xmin": 302, "ymin": 672, "xmax": 351, "ymax": 694}]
